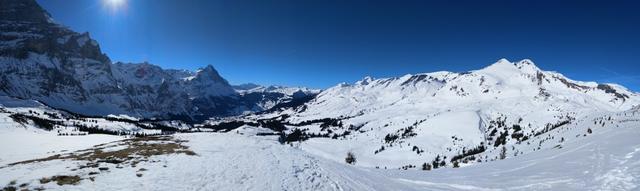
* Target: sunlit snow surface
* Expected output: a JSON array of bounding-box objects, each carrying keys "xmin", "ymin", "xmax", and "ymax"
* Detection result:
[{"xmin": 1, "ymin": 122, "xmax": 639, "ymax": 190}]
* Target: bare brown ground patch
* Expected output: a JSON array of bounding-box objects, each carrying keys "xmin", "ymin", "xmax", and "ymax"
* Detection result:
[
  {"xmin": 2, "ymin": 136, "xmax": 197, "ymax": 189},
  {"xmin": 5, "ymin": 136, "xmax": 196, "ymax": 167},
  {"xmin": 39, "ymin": 175, "xmax": 81, "ymax": 186}
]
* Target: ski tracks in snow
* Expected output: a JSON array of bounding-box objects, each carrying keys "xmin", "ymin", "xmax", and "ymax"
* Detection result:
[{"xmin": 596, "ymin": 145, "xmax": 640, "ymax": 191}]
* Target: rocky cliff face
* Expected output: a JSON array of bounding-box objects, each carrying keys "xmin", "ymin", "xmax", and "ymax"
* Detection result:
[{"xmin": 0, "ymin": 0, "xmax": 317, "ymax": 121}]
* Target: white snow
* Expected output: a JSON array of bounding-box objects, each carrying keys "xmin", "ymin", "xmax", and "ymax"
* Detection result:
[
  {"xmin": 0, "ymin": 125, "xmax": 122, "ymax": 166},
  {"xmin": 1, "ymin": 121, "xmax": 639, "ymax": 190}
]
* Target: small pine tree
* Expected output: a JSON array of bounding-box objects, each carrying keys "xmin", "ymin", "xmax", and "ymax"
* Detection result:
[
  {"xmin": 422, "ymin": 163, "xmax": 431, "ymax": 171},
  {"xmin": 432, "ymin": 155, "xmax": 441, "ymax": 169},
  {"xmin": 345, "ymin": 152, "xmax": 356, "ymax": 165},
  {"xmin": 499, "ymin": 146, "xmax": 507, "ymax": 160},
  {"xmin": 587, "ymin": 128, "xmax": 592, "ymax": 134},
  {"xmin": 453, "ymin": 161, "xmax": 460, "ymax": 168}
]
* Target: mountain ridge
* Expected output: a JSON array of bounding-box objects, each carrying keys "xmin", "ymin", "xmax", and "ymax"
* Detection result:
[
  {"xmin": 0, "ymin": 0, "xmax": 318, "ymax": 122},
  {"xmin": 228, "ymin": 58, "xmax": 639, "ymax": 170}
]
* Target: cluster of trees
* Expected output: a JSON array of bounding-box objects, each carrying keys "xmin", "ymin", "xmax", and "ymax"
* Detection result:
[
  {"xmin": 144, "ymin": 123, "xmax": 180, "ymax": 134},
  {"xmin": 594, "ymin": 116, "xmax": 613, "ymax": 127},
  {"xmin": 9, "ymin": 113, "xmax": 61, "ymax": 130},
  {"xmin": 12, "ymin": 113, "xmax": 88, "ymax": 135},
  {"xmin": 431, "ymin": 155, "xmax": 446, "ymax": 169},
  {"xmin": 75, "ymin": 124, "xmax": 121, "ymax": 135},
  {"xmin": 8, "ymin": 113, "xmax": 28, "ymax": 124},
  {"xmin": 534, "ymin": 116, "xmax": 574, "ymax": 137},
  {"xmin": 279, "ymin": 129, "xmax": 310, "ymax": 143},
  {"xmin": 257, "ymin": 119, "xmax": 286, "ymax": 132},
  {"xmin": 43, "ymin": 111, "xmax": 61, "ymax": 119},
  {"xmin": 450, "ymin": 144, "xmax": 486, "ymax": 162},
  {"xmin": 421, "ymin": 154, "xmax": 467, "ymax": 170},
  {"xmin": 493, "ymin": 130, "xmax": 508, "ymax": 147},
  {"xmin": 57, "ymin": 130, "xmax": 88, "ymax": 136},
  {"xmin": 278, "ymin": 128, "xmax": 349, "ymax": 144},
  {"xmin": 486, "ymin": 116, "xmax": 535, "ymax": 147},
  {"xmin": 422, "ymin": 163, "xmax": 432, "ymax": 171},
  {"xmin": 201, "ymin": 121, "xmax": 253, "ymax": 132},
  {"xmin": 374, "ymin": 145, "xmax": 385, "ymax": 154},
  {"xmin": 384, "ymin": 134, "xmax": 399, "ymax": 144},
  {"xmin": 400, "ymin": 164, "xmax": 416, "ymax": 170},
  {"xmin": 10, "ymin": 111, "xmax": 175, "ymax": 136},
  {"xmin": 292, "ymin": 117, "xmax": 347, "ymax": 128},
  {"xmin": 383, "ymin": 123, "xmax": 420, "ymax": 144}
]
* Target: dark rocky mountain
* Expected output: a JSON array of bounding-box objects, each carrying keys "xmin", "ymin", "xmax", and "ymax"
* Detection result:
[{"xmin": 0, "ymin": 0, "xmax": 318, "ymax": 122}]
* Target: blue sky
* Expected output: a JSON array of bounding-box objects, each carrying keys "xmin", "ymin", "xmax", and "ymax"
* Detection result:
[{"xmin": 37, "ymin": 0, "xmax": 640, "ymax": 91}]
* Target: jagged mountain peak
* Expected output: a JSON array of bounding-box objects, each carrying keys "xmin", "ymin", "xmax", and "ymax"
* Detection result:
[
  {"xmin": 201, "ymin": 64, "xmax": 217, "ymax": 72},
  {"xmin": 194, "ymin": 65, "xmax": 226, "ymax": 82},
  {"xmin": 356, "ymin": 76, "xmax": 375, "ymax": 86},
  {"xmin": 516, "ymin": 58, "xmax": 535, "ymax": 66},
  {"xmin": 0, "ymin": 0, "xmax": 54, "ymax": 24},
  {"xmin": 514, "ymin": 59, "xmax": 542, "ymax": 73},
  {"xmin": 0, "ymin": 0, "xmax": 319, "ymax": 120}
]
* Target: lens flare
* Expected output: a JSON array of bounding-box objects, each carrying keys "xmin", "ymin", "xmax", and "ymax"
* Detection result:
[{"xmin": 103, "ymin": 0, "xmax": 126, "ymax": 12}]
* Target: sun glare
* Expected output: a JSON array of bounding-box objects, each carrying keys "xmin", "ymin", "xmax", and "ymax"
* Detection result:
[{"xmin": 103, "ymin": 0, "xmax": 127, "ymax": 12}]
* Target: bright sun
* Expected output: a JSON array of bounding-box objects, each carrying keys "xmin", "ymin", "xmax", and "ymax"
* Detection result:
[{"xmin": 103, "ymin": 0, "xmax": 127, "ymax": 11}]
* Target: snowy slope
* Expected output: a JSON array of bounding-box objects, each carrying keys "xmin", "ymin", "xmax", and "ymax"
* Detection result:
[
  {"xmin": 0, "ymin": 95, "xmax": 182, "ymax": 136},
  {"xmin": 1, "ymin": 112, "xmax": 639, "ymax": 190},
  {"xmin": 381, "ymin": 112, "xmax": 640, "ymax": 190},
  {"xmin": 237, "ymin": 59, "xmax": 640, "ymax": 170}
]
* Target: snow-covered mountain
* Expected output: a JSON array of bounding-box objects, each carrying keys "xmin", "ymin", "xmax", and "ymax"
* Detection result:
[
  {"xmin": 233, "ymin": 83, "xmax": 321, "ymax": 112},
  {"xmin": 1, "ymin": 94, "xmax": 639, "ymax": 190},
  {"xmin": 236, "ymin": 58, "xmax": 639, "ymax": 170},
  {"xmin": 0, "ymin": 0, "xmax": 316, "ymax": 121},
  {"xmin": 2, "ymin": 0, "xmax": 640, "ymax": 190}
]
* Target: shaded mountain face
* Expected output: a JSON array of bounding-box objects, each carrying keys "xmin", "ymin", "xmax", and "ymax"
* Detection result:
[
  {"xmin": 0, "ymin": 0, "xmax": 316, "ymax": 122},
  {"xmin": 0, "ymin": 0, "xmax": 53, "ymax": 24}
]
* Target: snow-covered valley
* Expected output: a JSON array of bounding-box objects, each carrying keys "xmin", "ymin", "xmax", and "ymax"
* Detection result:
[
  {"xmin": 2, "ymin": 0, "xmax": 640, "ymax": 190},
  {"xmin": 1, "ymin": 110, "xmax": 639, "ymax": 190}
]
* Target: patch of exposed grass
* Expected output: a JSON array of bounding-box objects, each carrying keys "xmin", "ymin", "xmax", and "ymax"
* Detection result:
[
  {"xmin": 1, "ymin": 186, "xmax": 17, "ymax": 191},
  {"xmin": 5, "ymin": 136, "xmax": 196, "ymax": 168},
  {"xmin": 1, "ymin": 180, "xmax": 18, "ymax": 191},
  {"xmin": 4, "ymin": 136, "xmax": 197, "ymax": 190},
  {"xmin": 39, "ymin": 175, "xmax": 81, "ymax": 186},
  {"xmin": 7, "ymin": 154, "xmax": 63, "ymax": 167}
]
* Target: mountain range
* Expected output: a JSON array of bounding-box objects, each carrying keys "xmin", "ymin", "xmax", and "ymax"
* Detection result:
[
  {"xmin": 0, "ymin": 0, "xmax": 318, "ymax": 122},
  {"xmin": 1, "ymin": 0, "xmax": 640, "ymax": 190},
  {"xmin": 224, "ymin": 57, "xmax": 639, "ymax": 168}
]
